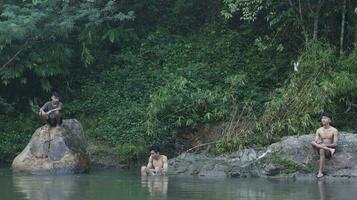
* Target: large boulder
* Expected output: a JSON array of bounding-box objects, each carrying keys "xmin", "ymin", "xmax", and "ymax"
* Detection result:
[
  {"xmin": 12, "ymin": 119, "xmax": 90, "ymax": 174},
  {"xmin": 169, "ymin": 132, "xmax": 357, "ymax": 178}
]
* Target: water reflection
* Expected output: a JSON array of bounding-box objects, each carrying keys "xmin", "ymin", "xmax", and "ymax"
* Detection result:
[
  {"xmin": 3, "ymin": 168, "xmax": 357, "ymax": 200},
  {"xmin": 141, "ymin": 176, "xmax": 168, "ymax": 198},
  {"xmin": 318, "ymin": 180, "xmax": 326, "ymax": 200},
  {"xmin": 13, "ymin": 175, "xmax": 82, "ymax": 200}
]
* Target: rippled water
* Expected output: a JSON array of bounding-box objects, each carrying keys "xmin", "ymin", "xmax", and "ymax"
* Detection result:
[{"xmin": 1, "ymin": 168, "xmax": 357, "ymax": 200}]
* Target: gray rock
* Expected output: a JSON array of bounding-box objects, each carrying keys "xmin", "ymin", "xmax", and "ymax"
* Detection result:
[
  {"xmin": 12, "ymin": 119, "xmax": 90, "ymax": 174},
  {"xmin": 169, "ymin": 132, "xmax": 357, "ymax": 178}
]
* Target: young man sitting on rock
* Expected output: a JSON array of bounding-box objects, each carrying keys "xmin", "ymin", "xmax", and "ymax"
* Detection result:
[
  {"xmin": 141, "ymin": 145, "xmax": 168, "ymax": 176},
  {"xmin": 38, "ymin": 91, "xmax": 63, "ymax": 129},
  {"xmin": 311, "ymin": 112, "xmax": 339, "ymax": 178}
]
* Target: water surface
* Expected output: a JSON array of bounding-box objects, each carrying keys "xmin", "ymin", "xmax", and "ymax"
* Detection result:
[{"xmin": 1, "ymin": 168, "xmax": 356, "ymax": 200}]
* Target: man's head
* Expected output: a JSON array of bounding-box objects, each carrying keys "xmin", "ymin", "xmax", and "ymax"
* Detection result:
[
  {"xmin": 150, "ymin": 144, "xmax": 161, "ymax": 159},
  {"xmin": 51, "ymin": 91, "xmax": 60, "ymax": 104},
  {"xmin": 321, "ymin": 111, "xmax": 332, "ymax": 126}
]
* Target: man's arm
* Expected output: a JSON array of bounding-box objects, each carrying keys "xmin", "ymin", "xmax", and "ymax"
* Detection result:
[
  {"xmin": 55, "ymin": 102, "xmax": 63, "ymax": 111},
  {"xmin": 48, "ymin": 108, "xmax": 60, "ymax": 113},
  {"xmin": 39, "ymin": 102, "xmax": 49, "ymax": 114},
  {"xmin": 314, "ymin": 129, "xmax": 322, "ymax": 143},
  {"xmin": 162, "ymin": 156, "xmax": 168, "ymax": 173},
  {"xmin": 146, "ymin": 156, "xmax": 153, "ymax": 169},
  {"xmin": 47, "ymin": 103, "xmax": 63, "ymax": 114}
]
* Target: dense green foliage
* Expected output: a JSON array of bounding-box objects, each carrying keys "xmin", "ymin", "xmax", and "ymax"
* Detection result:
[
  {"xmin": 0, "ymin": 0, "xmax": 356, "ymax": 162},
  {"xmin": 0, "ymin": 115, "xmax": 39, "ymax": 162},
  {"xmin": 218, "ymin": 42, "xmax": 346, "ymax": 152},
  {"xmin": 65, "ymin": 27, "xmax": 290, "ymax": 158}
]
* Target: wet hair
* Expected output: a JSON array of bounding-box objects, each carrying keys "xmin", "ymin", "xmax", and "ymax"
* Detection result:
[
  {"xmin": 322, "ymin": 111, "xmax": 332, "ymax": 120},
  {"xmin": 52, "ymin": 91, "xmax": 60, "ymax": 99},
  {"xmin": 150, "ymin": 144, "xmax": 160, "ymax": 153}
]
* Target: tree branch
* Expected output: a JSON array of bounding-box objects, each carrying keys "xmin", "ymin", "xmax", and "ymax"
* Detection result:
[
  {"xmin": 0, "ymin": 39, "xmax": 30, "ymax": 71},
  {"xmin": 339, "ymin": 0, "xmax": 347, "ymax": 56},
  {"xmin": 185, "ymin": 141, "xmax": 217, "ymax": 153}
]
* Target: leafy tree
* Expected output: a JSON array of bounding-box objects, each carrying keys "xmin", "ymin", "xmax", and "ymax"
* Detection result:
[
  {"xmin": 0, "ymin": 0, "xmax": 134, "ymax": 99},
  {"xmin": 222, "ymin": 0, "xmax": 357, "ymax": 52}
]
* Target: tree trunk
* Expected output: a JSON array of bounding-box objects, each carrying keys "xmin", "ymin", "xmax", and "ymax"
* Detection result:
[
  {"xmin": 313, "ymin": 15, "xmax": 318, "ymax": 40},
  {"xmin": 340, "ymin": 0, "xmax": 347, "ymax": 56},
  {"xmin": 312, "ymin": 0, "xmax": 322, "ymax": 41},
  {"xmin": 289, "ymin": 0, "xmax": 309, "ymax": 44},
  {"xmin": 299, "ymin": 0, "xmax": 309, "ymax": 43}
]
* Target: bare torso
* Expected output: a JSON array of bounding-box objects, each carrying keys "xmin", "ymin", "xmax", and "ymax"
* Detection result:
[
  {"xmin": 150, "ymin": 155, "xmax": 167, "ymax": 169},
  {"xmin": 316, "ymin": 126, "xmax": 338, "ymax": 145}
]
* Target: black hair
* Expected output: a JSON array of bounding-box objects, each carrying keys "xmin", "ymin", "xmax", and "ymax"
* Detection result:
[
  {"xmin": 52, "ymin": 91, "xmax": 60, "ymax": 99},
  {"xmin": 322, "ymin": 111, "xmax": 332, "ymax": 120},
  {"xmin": 150, "ymin": 144, "xmax": 160, "ymax": 153}
]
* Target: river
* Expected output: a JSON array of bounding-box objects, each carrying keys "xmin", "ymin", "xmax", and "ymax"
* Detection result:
[{"xmin": 1, "ymin": 168, "xmax": 357, "ymax": 200}]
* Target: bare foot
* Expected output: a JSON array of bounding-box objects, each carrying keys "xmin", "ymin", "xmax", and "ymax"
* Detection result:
[
  {"xmin": 317, "ymin": 172, "xmax": 324, "ymax": 178},
  {"xmin": 330, "ymin": 148, "xmax": 335, "ymax": 156}
]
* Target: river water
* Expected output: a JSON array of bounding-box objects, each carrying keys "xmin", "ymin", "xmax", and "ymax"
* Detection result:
[{"xmin": 1, "ymin": 168, "xmax": 357, "ymax": 200}]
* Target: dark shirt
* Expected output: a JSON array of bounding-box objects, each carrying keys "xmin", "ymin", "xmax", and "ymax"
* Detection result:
[{"xmin": 41, "ymin": 101, "xmax": 63, "ymax": 119}]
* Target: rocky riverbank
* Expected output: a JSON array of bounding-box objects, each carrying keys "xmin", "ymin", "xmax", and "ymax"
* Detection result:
[{"xmin": 169, "ymin": 132, "xmax": 357, "ymax": 178}]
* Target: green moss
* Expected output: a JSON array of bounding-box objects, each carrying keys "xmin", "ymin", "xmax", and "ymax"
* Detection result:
[{"xmin": 259, "ymin": 152, "xmax": 303, "ymax": 174}]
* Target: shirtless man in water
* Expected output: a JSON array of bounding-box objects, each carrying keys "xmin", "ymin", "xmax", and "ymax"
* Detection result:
[
  {"xmin": 311, "ymin": 112, "xmax": 338, "ymax": 178},
  {"xmin": 141, "ymin": 145, "xmax": 168, "ymax": 176}
]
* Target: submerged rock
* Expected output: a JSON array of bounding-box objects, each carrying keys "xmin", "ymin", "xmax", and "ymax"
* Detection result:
[
  {"xmin": 12, "ymin": 119, "xmax": 90, "ymax": 174},
  {"xmin": 169, "ymin": 132, "xmax": 357, "ymax": 178}
]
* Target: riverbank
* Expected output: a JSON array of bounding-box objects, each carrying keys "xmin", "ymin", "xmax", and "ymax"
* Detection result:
[{"xmin": 4, "ymin": 122, "xmax": 356, "ymax": 177}]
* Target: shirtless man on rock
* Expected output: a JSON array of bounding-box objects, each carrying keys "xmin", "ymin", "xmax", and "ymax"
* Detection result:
[{"xmin": 311, "ymin": 112, "xmax": 338, "ymax": 178}]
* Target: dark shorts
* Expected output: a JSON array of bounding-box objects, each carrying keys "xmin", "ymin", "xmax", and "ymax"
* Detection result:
[
  {"xmin": 47, "ymin": 117, "xmax": 63, "ymax": 127},
  {"xmin": 316, "ymin": 147, "xmax": 335, "ymax": 159}
]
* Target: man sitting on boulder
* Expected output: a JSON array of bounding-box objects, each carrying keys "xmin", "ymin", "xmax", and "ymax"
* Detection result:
[
  {"xmin": 141, "ymin": 145, "xmax": 168, "ymax": 176},
  {"xmin": 38, "ymin": 91, "xmax": 63, "ymax": 128},
  {"xmin": 311, "ymin": 112, "xmax": 339, "ymax": 178}
]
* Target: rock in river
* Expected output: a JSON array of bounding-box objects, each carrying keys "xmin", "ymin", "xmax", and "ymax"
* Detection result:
[{"xmin": 12, "ymin": 119, "xmax": 90, "ymax": 174}]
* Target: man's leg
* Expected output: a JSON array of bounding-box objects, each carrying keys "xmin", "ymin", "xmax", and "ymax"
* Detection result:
[
  {"xmin": 38, "ymin": 111, "xmax": 50, "ymax": 127},
  {"xmin": 141, "ymin": 166, "xmax": 149, "ymax": 176},
  {"xmin": 311, "ymin": 141, "xmax": 335, "ymax": 155},
  {"xmin": 311, "ymin": 142, "xmax": 336, "ymax": 177},
  {"xmin": 38, "ymin": 111, "xmax": 45, "ymax": 122},
  {"xmin": 54, "ymin": 111, "xmax": 62, "ymax": 127},
  {"xmin": 318, "ymin": 149, "xmax": 326, "ymax": 178}
]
